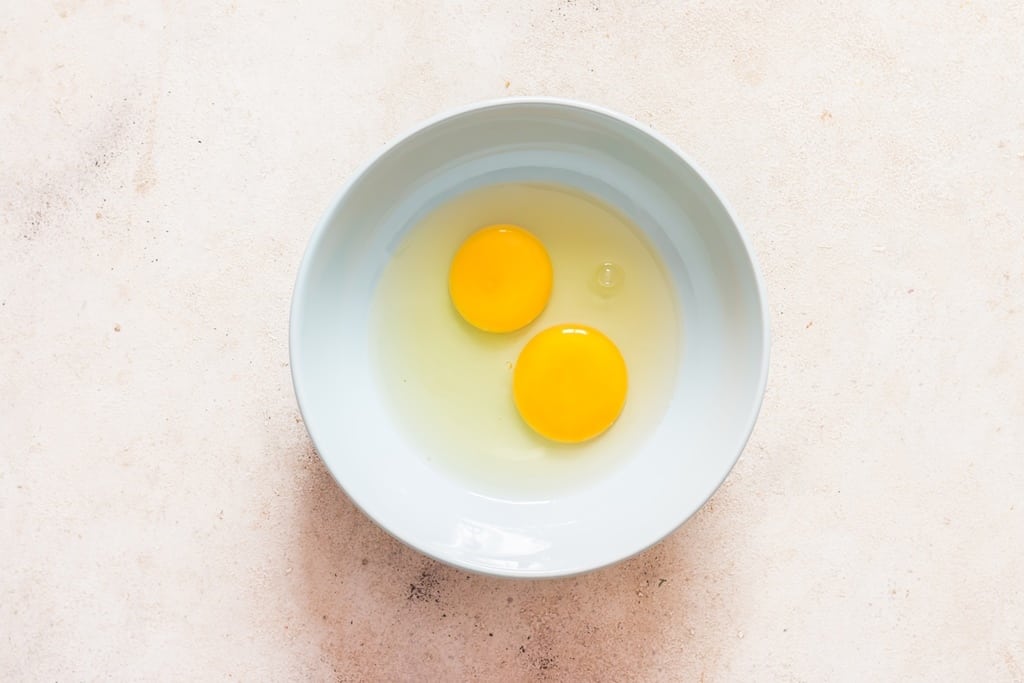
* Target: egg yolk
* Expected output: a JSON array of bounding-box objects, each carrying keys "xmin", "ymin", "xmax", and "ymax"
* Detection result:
[
  {"xmin": 513, "ymin": 324, "xmax": 628, "ymax": 444},
  {"xmin": 448, "ymin": 224, "xmax": 553, "ymax": 333}
]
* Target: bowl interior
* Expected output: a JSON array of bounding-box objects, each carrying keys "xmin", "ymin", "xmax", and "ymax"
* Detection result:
[{"xmin": 290, "ymin": 99, "xmax": 768, "ymax": 577}]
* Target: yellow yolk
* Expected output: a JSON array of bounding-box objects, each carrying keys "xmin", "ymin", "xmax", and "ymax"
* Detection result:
[
  {"xmin": 448, "ymin": 224, "xmax": 553, "ymax": 333},
  {"xmin": 513, "ymin": 324, "xmax": 628, "ymax": 444}
]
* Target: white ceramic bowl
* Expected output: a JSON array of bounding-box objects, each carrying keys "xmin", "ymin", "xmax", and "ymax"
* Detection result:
[{"xmin": 290, "ymin": 98, "xmax": 769, "ymax": 578}]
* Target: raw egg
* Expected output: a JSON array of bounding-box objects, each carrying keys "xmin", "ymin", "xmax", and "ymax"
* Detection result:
[
  {"xmin": 370, "ymin": 182, "xmax": 679, "ymax": 497},
  {"xmin": 513, "ymin": 324, "xmax": 628, "ymax": 443},
  {"xmin": 448, "ymin": 224, "xmax": 553, "ymax": 333}
]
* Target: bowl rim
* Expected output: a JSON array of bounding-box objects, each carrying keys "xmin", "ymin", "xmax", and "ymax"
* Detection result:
[{"xmin": 289, "ymin": 96, "xmax": 771, "ymax": 578}]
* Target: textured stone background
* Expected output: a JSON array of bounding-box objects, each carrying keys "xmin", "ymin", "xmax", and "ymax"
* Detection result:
[{"xmin": 2, "ymin": 1, "xmax": 1023, "ymax": 680}]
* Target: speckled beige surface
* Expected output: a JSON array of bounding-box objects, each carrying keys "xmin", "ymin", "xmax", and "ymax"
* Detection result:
[{"xmin": 2, "ymin": 1, "xmax": 1023, "ymax": 680}]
